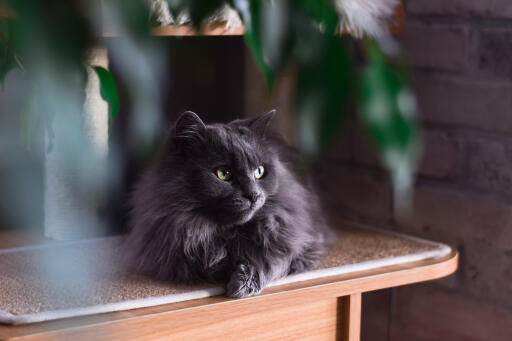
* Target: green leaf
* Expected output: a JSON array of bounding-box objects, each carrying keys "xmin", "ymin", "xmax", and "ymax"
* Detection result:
[
  {"xmin": 294, "ymin": 0, "xmax": 338, "ymax": 34},
  {"xmin": 232, "ymin": 0, "xmax": 275, "ymax": 86},
  {"xmin": 360, "ymin": 41, "xmax": 418, "ymax": 152},
  {"xmin": 0, "ymin": 18, "xmax": 22, "ymax": 89},
  {"xmin": 295, "ymin": 32, "xmax": 351, "ymax": 155},
  {"xmin": 0, "ymin": 53, "xmax": 16, "ymax": 89},
  {"xmin": 359, "ymin": 40, "xmax": 420, "ymax": 210},
  {"xmin": 92, "ymin": 66, "xmax": 120, "ymax": 124},
  {"xmin": 108, "ymin": 0, "xmax": 152, "ymax": 37},
  {"xmin": 259, "ymin": 0, "xmax": 291, "ymax": 71}
]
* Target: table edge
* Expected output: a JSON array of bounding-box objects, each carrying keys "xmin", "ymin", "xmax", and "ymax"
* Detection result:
[{"xmin": 0, "ymin": 248, "xmax": 458, "ymax": 340}]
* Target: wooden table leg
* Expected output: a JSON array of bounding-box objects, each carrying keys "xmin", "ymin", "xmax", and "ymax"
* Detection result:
[{"xmin": 340, "ymin": 293, "xmax": 362, "ymax": 341}]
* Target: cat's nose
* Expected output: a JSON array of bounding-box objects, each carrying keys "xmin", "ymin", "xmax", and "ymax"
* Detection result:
[{"xmin": 245, "ymin": 192, "xmax": 262, "ymax": 204}]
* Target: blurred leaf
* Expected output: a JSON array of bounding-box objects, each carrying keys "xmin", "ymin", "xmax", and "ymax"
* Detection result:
[
  {"xmin": 189, "ymin": 0, "xmax": 226, "ymax": 26},
  {"xmin": 0, "ymin": 19, "xmax": 10, "ymax": 82},
  {"xmin": 360, "ymin": 41, "xmax": 418, "ymax": 153},
  {"xmin": 166, "ymin": 0, "xmax": 225, "ymax": 27},
  {"xmin": 0, "ymin": 53, "xmax": 16, "ymax": 89},
  {"xmin": 93, "ymin": 66, "xmax": 120, "ymax": 124},
  {"xmin": 19, "ymin": 93, "xmax": 39, "ymax": 150},
  {"xmin": 360, "ymin": 40, "xmax": 420, "ymax": 210},
  {"xmin": 259, "ymin": 0, "xmax": 292, "ymax": 71},
  {"xmin": 232, "ymin": 0, "xmax": 274, "ymax": 86},
  {"xmin": 8, "ymin": 1, "xmax": 90, "ymax": 63},
  {"xmin": 106, "ymin": 0, "xmax": 152, "ymax": 37},
  {"xmin": 0, "ymin": 18, "xmax": 22, "ymax": 88},
  {"xmin": 295, "ymin": 29, "xmax": 351, "ymax": 155},
  {"xmin": 165, "ymin": 0, "xmax": 187, "ymax": 20},
  {"xmin": 294, "ymin": 0, "xmax": 338, "ymax": 34}
]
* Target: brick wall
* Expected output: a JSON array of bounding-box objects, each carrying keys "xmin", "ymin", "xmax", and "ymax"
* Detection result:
[{"xmin": 336, "ymin": 1, "xmax": 512, "ymax": 339}]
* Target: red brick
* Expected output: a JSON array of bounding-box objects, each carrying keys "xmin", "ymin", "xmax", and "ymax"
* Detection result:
[
  {"xmin": 400, "ymin": 22, "xmax": 470, "ymax": 71},
  {"xmin": 407, "ymin": 0, "xmax": 512, "ymax": 19},
  {"xmin": 396, "ymin": 185, "xmax": 512, "ymax": 250},
  {"xmin": 394, "ymin": 185, "xmax": 512, "ymax": 305},
  {"xmin": 315, "ymin": 164, "xmax": 392, "ymax": 222},
  {"xmin": 468, "ymin": 137, "xmax": 512, "ymax": 197},
  {"xmin": 354, "ymin": 128, "xmax": 462, "ymax": 180},
  {"xmin": 413, "ymin": 74, "xmax": 512, "ymax": 134},
  {"xmin": 419, "ymin": 130, "xmax": 462, "ymax": 179},
  {"xmin": 391, "ymin": 286, "xmax": 512, "ymax": 341},
  {"xmin": 457, "ymin": 239, "xmax": 512, "ymax": 304},
  {"xmin": 477, "ymin": 29, "xmax": 512, "ymax": 79}
]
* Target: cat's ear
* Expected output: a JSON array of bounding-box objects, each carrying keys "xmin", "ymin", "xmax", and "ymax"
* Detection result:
[
  {"xmin": 246, "ymin": 110, "xmax": 276, "ymax": 137},
  {"xmin": 174, "ymin": 111, "xmax": 206, "ymax": 147}
]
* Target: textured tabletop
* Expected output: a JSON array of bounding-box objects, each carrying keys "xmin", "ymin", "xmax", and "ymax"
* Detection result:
[{"xmin": 0, "ymin": 225, "xmax": 450, "ymax": 325}]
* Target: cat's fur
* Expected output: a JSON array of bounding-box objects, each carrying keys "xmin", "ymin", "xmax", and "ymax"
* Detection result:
[{"xmin": 124, "ymin": 110, "xmax": 329, "ymax": 298}]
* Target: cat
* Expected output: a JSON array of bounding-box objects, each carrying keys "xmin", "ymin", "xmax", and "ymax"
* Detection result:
[{"xmin": 124, "ymin": 110, "xmax": 329, "ymax": 298}]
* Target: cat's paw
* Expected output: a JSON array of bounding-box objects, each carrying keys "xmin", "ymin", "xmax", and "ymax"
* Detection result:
[{"xmin": 226, "ymin": 263, "xmax": 263, "ymax": 298}]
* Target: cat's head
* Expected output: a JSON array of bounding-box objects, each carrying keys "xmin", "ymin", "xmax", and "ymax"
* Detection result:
[{"xmin": 168, "ymin": 110, "xmax": 281, "ymax": 225}]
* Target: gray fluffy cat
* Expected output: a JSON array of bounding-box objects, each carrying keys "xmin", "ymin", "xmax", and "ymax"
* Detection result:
[{"xmin": 124, "ymin": 110, "xmax": 329, "ymax": 297}]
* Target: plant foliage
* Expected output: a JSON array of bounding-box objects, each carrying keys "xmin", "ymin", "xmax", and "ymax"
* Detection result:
[
  {"xmin": 93, "ymin": 66, "xmax": 120, "ymax": 124},
  {"xmin": 0, "ymin": 0, "xmax": 420, "ymax": 204}
]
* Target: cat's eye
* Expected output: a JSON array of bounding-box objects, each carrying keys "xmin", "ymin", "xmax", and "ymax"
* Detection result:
[
  {"xmin": 216, "ymin": 167, "xmax": 232, "ymax": 181},
  {"xmin": 254, "ymin": 165, "xmax": 265, "ymax": 180}
]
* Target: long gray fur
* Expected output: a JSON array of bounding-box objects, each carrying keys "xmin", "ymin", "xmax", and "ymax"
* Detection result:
[{"xmin": 124, "ymin": 110, "xmax": 329, "ymax": 298}]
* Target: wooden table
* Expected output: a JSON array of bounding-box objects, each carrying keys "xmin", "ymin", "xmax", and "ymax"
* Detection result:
[{"xmin": 0, "ymin": 226, "xmax": 457, "ymax": 341}]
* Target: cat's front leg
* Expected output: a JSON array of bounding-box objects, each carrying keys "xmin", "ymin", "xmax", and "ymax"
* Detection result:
[{"xmin": 226, "ymin": 263, "xmax": 263, "ymax": 298}]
